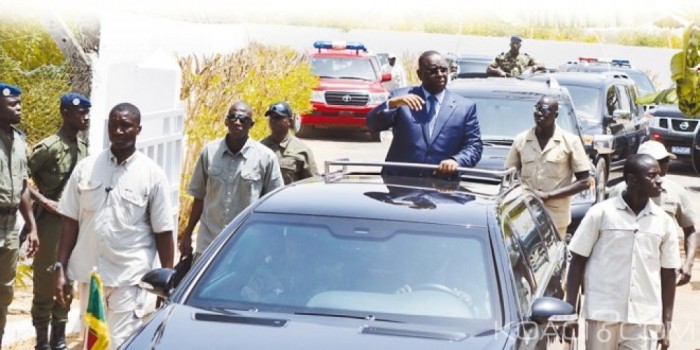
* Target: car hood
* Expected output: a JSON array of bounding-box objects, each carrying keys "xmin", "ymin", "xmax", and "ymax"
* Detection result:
[
  {"xmin": 124, "ymin": 304, "xmax": 508, "ymax": 349},
  {"xmin": 316, "ymin": 78, "xmax": 383, "ymax": 91}
]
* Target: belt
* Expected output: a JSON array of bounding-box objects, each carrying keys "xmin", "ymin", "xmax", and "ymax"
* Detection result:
[{"xmin": 0, "ymin": 206, "xmax": 19, "ymax": 216}]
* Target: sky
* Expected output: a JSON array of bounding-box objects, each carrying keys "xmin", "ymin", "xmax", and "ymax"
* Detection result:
[{"xmin": 3, "ymin": 0, "xmax": 700, "ymax": 26}]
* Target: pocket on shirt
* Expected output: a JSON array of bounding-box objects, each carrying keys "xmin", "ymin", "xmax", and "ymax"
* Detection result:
[
  {"xmin": 520, "ymin": 153, "xmax": 538, "ymax": 180},
  {"xmin": 240, "ymin": 170, "xmax": 262, "ymax": 197},
  {"xmin": 77, "ymin": 181, "xmax": 104, "ymax": 212},
  {"xmin": 119, "ymin": 188, "xmax": 148, "ymax": 224},
  {"xmin": 544, "ymin": 149, "xmax": 570, "ymax": 180}
]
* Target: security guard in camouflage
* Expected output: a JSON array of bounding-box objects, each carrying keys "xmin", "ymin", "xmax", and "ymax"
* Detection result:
[
  {"xmin": 261, "ymin": 102, "xmax": 319, "ymax": 184},
  {"xmin": 487, "ymin": 35, "xmax": 543, "ymax": 78},
  {"xmin": 28, "ymin": 93, "xmax": 90, "ymax": 350},
  {"xmin": 0, "ymin": 82, "xmax": 38, "ymax": 348}
]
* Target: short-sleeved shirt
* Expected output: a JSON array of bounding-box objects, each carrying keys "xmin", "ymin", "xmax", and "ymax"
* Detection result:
[
  {"xmin": 188, "ymin": 137, "xmax": 283, "ymax": 254},
  {"xmin": 608, "ymin": 178, "xmax": 699, "ymax": 228},
  {"xmin": 58, "ymin": 149, "xmax": 174, "ymax": 287},
  {"xmin": 0, "ymin": 126, "xmax": 29, "ymax": 247},
  {"xmin": 29, "ymin": 130, "xmax": 89, "ymax": 200},
  {"xmin": 569, "ymin": 195, "xmax": 680, "ymax": 325},
  {"xmin": 260, "ymin": 133, "xmax": 319, "ymax": 185},
  {"xmin": 505, "ymin": 126, "xmax": 590, "ymax": 229},
  {"xmin": 491, "ymin": 51, "xmax": 539, "ymax": 77}
]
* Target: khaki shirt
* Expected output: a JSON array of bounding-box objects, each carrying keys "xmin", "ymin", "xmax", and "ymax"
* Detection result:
[
  {"xmin": 491, "ymin": 51, "xmax": 539, "ymax": 77},
  {"xmin": 29, "ymin": 130, "xmax": 89, "ymax": 200},
  {"xmin": 569, "ymin": 195, "xmax": 680, "ymax": 325},
  {"xmin": 505, "ymin": 126, "xmax": 590, "ymax": 229},
  {"xmin": 260, "ymin": 134, "xmax": 319, "ymax": 185},
  {"xmin": 58, "ymin": 150, "xmax": 174, "ymax": 287},
  {"xmin": 188, "ymin": 137, "xmax": 283, "ymax": 254},
  {"xmin": 0, "ymin": 126, "xmax": 29, "ymax": 248},
  {"xmin": 609, "ymin": 178, "xmax": 699, "ymax": 228}
]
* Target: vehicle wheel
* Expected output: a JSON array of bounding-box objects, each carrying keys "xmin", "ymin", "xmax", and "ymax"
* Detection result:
[
  {"xmin": 594, "ymin": 157, "xmax": 607, "ymax": 203},
  {"xmin": 293, "ymin": 114, "xmax": 313, "ymax": 138},
  {"xmin": 370, "ymin": 131, "xmax": 381, "ymax": 142}
]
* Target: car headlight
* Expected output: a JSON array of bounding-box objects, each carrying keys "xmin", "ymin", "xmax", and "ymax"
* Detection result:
[
  {"xmin": 368, "ymin": 92, "xmax": 388, "ymax": 105},
  {"xmin": 311, "ymin": 91, "xmax": 325, "ymax": 104}
]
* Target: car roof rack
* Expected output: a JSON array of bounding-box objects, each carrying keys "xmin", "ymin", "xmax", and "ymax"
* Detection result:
[{"xmin": 324, "ymin": 159, "xmax": 519, "ymax": 192}]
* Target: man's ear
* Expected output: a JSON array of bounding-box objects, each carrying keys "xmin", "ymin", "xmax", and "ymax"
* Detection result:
[{"xmin": 137, "ymin": 125, "xmax": 142, "ymax": 135}]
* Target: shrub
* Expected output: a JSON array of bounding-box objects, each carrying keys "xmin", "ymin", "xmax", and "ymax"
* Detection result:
[{"xmin": 177, "ymin": 42, "xmax": 317, "ymax": 233}]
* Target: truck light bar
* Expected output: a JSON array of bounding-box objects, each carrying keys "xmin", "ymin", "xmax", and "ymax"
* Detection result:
[{"xmin": 313, "ymin": 41, "xmax": 367, "ymax": 53}]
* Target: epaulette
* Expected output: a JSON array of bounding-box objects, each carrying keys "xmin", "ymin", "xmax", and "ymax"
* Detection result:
[
  {"xmin": 10, "ymin": 126, "xmax": 27, "ymax": 140},
  {"xmin": 32, "ymin": 134, "xmax": 60, "ymax": 151}
]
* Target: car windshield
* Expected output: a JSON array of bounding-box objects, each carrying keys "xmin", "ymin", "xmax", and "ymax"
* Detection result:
[
  {"xmin": 559, "ymin": 85, "xmax": 600, "ymax": 121},
  {"xmin": 625, "ymin": 71, "xmax": 655, "ymax": 96},
  {"xmin": 187, "ymin": 214, "xmax": 500, "ymax": 327},
  {"xmin": 467, "ymin": 96, "xmax": 579, "ymax": 141},
  {"xmin": 458, "ymin": 60, "xmax": 490, "ymax": 74},
  {"xmin": 311, "ymin": 57, "xmax": 378, "ymax": 81}
]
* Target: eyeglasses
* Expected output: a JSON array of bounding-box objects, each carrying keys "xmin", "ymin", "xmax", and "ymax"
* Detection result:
[
  {"xmin": 534, "ymin": 104, "xmax": 555, "ymax": 115},
  {"xmin": 422, "ymin": 67, "xmax": 449, "ymax": 75},
  {"xmin": 226, "ymin": 113, "xmax": 253, "ymax": 123}
]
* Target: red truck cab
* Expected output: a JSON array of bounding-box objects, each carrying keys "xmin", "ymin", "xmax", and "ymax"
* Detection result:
[{"xmin": 295, "ymin": 41, "xmax": 392, "ymax": 141}]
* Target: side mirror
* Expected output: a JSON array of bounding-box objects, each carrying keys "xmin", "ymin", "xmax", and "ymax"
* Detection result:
[
  {"xmin": 139, "ymin": 268, "xmax": 175, "ymax": 298},
  {"xmin": 381, "ymin": 72, "xmax": 392, "ymax": 83},
  {"xmin": 530, "ymin": 297, "xmax": 576, "ymax": 325},
  {"xmin": 613, "ymin": 109, "xmax": 631, "ymax": 120}
]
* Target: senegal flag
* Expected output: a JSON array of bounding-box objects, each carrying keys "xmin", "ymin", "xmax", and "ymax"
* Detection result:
[{"xmin": 84, "ymin": 271, "xmax": 110, "ymax": 350}]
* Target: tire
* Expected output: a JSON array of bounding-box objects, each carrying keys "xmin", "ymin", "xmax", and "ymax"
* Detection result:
[
  {"xmin": 293, "ymin": 114, "xmax": 313, "ymax": 138},
  {"xmin": 594, "ymin": 157, "xmax": 607, "ymax": 203}
]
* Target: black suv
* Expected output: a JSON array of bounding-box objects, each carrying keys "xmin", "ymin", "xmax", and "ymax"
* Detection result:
[
  {"xmin": 559, "ymin": 58, "xmax": 657, "ymax": 96},
  {"xmin": 449, "ymin": 78, "xmax": 598, "ymax": 231},
  {"xmin": 126, "ymin": 162, "xmax": 576, "ymax": 349},
  {"xmin": 647, "ymin": 104, "xmax": 700, "ymax": 161},
  {"xmin": 525, "ymin": 72, "xmax": 648, "ymax": 194}
]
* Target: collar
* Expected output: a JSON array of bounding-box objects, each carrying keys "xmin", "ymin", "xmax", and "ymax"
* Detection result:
[
  {"xmin": 421, "ymin": 87, "xmax": 445, "ymax": 104},
  {"xmin": 108, "ymin": 149, "xmax": 138, "ymax": 167},
  {"xmin": 613, "ymin": 194, "xmax": 658, "ymax": 217},
  {"xmin": 221, "ymin": 137, "xmax": 254, "ymax": 159},
  {"xmin": 277, "ymin": 133, "xmax": 292, "ymax": 149},
  {"xmin": 525, "ymin": 125, "xmax": 564, "ymax": 142}
]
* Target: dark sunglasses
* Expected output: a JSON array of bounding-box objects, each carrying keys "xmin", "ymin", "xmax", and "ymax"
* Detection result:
[
  {"xmin": 422, "ymin": 67, "xmax": 449, "ymax": 75},
  {"xmin": 226, "ymin": 113, "xmax": 253, "ymax": 123},
  {"xmin": 534, "ymin": 104, "xmax": 555, "ymax": 115}
]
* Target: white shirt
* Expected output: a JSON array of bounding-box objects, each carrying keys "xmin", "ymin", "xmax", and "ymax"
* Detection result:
[
  {"xmin": 58, "ymin": 149, "xmax": 174, "ymax": 286},
  {"xmin": 569, "ymin": 195, "xmax": 680, "ymax": 325}
]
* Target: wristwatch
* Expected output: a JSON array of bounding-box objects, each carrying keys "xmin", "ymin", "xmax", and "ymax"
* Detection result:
[{"xmin": 53, "ymin": 262, "xmax": 65, "ymax": 271}]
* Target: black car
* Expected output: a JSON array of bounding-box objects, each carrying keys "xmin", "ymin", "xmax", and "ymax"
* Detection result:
[
  {"xmin": 125, "ymin": 162, "xmax": 576, "ymax": 349},
  {"xmin": 559, "ymin": 58, "xmax": 657, "ymax": 97},
  {"xmin": 448, "ymin": 78, "xmax": 598, "ymax": 231},
  {"xmin": 525, "ymin": 72, "xmax": 648, "ymax": 193},
  {"xmin": 647, "ymin": 104, "xmax": 700, "ymax": 161}
]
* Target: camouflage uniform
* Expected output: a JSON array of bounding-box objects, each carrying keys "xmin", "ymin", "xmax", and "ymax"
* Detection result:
[
  {"xmin": 28, "ymin": 130, "xmax": 88, "ymax": 328},
  {"xmin": 261, "ymin": 134, "xmax": 319, "ymax": 185},
  {"xmin": 0, "ymin": 126, "xmax": 29, "ymax": 340},
  {"xmin": 491, "ymin": 51, "xmax": 540, "ymax": 77}
]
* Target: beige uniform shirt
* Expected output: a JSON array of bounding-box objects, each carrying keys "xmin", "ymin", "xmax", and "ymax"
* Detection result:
[
  {"xmin": 58, "ymin": 149, "xmax": 174, "ymax": 287},
  {"xmin": 505, "ymin": 126, "xmax": 590, "ymax": 229},
  {"xmin": 260, "ymin": 134, "xmax": 319, "ymax": 185},
  {"xmin": 609, "ymin": 178, "xmax": 698, "ymax": 228},
  {"xmin": 0, "ymin": 127, "xmax": 29, "ymax": 247},
  {"xmin": 569, "ymin": 195, "xmax": 680, "ymax": 325},
  {"xmin": 188, "ymin": 137, "xmax": 283, "ymax": 254}
]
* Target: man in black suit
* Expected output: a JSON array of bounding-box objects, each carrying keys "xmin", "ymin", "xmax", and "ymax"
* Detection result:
[{"xmin": 367, "ymin": 51, "xmax": 482, "ymax": 178}]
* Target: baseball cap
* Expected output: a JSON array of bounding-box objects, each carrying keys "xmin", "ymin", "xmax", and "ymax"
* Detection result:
[
  {"xmin": 265, "ymin": 102, "xmax": 292, "ymax": 118},
  {"xmin": 637, "ymin": 140, "xmax": 676, "ymax": 160}
]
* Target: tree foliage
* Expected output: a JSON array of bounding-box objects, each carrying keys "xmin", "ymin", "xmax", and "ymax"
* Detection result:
[
  {"xmin": 177, "ymin": 42, "xmax": 317, "ymax": 233},
  {"xmin": 671, "ymin": 22, "xmax": 700, "ymax": 117},
  {"xmin": 0, "ymin": 18, "xmax": 72, "ymax": 146}
]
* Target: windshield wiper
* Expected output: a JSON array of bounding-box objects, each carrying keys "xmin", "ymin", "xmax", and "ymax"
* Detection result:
[
  {"xmin": 337, "ymin": 76, "xmax": 371, "ymax": 81},
  {"xmin": 482, "ymin": 139, "xmax": 514, "ymax": 146},
  {"xmin": 294, "ymin": 311, "xmax": 403, "ymax": 323}
]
